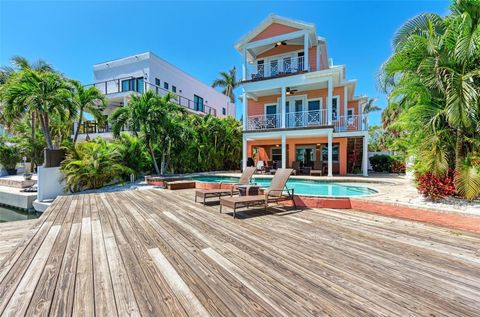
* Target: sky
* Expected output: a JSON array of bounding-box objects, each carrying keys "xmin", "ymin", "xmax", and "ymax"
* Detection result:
[{"xmin": 0, "ymin": 0, "xmax": 451, "ymax": 125}]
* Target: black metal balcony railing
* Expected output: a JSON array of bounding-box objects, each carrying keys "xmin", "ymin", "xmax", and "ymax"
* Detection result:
[{"xmin": 86, "ymin": 76, "xmax": 217, "ymax": 116}]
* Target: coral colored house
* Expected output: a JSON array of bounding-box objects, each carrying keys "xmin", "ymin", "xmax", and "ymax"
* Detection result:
[{"xmin": 235, "ymin": 15, "xmax": 369, "ymax": 176}]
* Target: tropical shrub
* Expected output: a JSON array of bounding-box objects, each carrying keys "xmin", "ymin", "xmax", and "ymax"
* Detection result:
[
  {"xmin": 0, "ymin": 142, "xmax": 22, "ymax": 169},
  {"xmin": 379, "ymin": 0, "xmax": 480, "ymax": 199},
  {"xmin": 61, "ymin": 139, "xmax": 131, "ymax": 192},
  {"xmin": 369, "ymin": 155, "xmax": 394, "ymax": 172},
  {"xmin": 113, "ymin": 132, "xmax": 151, "ymax": 177},
  {"xmin": 416, "ymin": 170, "xmax": 457, "ymax": 201},
  {"xmin": 391, "ymin": 159, "xmax": 406, "ymax": 174}
]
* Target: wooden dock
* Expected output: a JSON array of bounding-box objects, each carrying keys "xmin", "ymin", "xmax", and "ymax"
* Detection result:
[{"xmin": 0, "ymin": 188, "xmax": 479, "ymax": 316}]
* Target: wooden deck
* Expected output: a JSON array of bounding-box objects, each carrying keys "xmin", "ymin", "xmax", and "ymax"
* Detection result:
[{"xmin": 1, "ymin": 188, "xmax": 480, "ymax": 316}]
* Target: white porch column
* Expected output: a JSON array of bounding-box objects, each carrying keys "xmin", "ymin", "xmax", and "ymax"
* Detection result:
[
  {"xmin": 281, "ymin": 134, "xmax": 287, "ymax": 169},
  {"xmin": 316, "ymin": 40, "xmax": 320, "ymax": 71},
  {"xmin": 281, "ymin": 86, "xmax": 286, "ymax": 128},
  {"xmin": 242, "ymin": 92, "xmax": 248, "ymax": 131},
  {"xmin": 303, "ymin": 33, "xmax": 309, "ymax": 71},
  {"xmin": 327, "ymin": 78, "xmax": 333, "ymax": 125},
  {"xmin": 242, "ymin": 134, "xmax": 248, "ymax": 171},
  {"xmin": 362, "ymin": 134, "xmax": 369, "ymax": 176},
  {"xmin": 242, "ymin": 47, "xmax": 247, "ymax": 81},
  {"xmin": 343, "ymin": 82, "xmax": 348, "ymax": 128},
  {"xmin": 327, "ymin": 130, "xmax": 333, "ymax": 177}
]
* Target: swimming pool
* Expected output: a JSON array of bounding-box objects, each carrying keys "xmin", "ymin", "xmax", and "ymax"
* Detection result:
[
  {"xmin": 0, "ymin": 205, "xmax": 39, "ymax": 223},
  {"xmin": 191, "ymin": 176, "xmax": 377, "ymax": 197}
]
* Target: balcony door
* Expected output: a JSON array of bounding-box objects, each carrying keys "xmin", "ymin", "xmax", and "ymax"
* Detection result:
[
  {"xmin": 286, "ymin": 97, "xmax": 305, "ymax": 128},
  {"xmin": 265, "ymin": 104, "xmax": 278, "ymax": 128}
]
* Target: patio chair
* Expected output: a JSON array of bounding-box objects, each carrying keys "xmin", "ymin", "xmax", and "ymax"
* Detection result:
[
  {"xmin": 310, "ymin": 161, "xmax": 323, "ymax": 176},
  {"xmin": 256, "ymin": 160, "xmax": 265, "ymax": 173},
  {"xmin": 219, "ymin": 168, "xmax": 296, "ymax": 218},
  {"xmin": 195, "ymin": 167, "xmax": 256, "ymax": 205},
  {"xmin": 291, "ymin": 161, "xmax": 301, "ymax": 175}
]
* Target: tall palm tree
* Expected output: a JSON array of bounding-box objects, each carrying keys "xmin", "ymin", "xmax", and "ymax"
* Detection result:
[
  {"xmin": 0, "ymin": 70, "xmax": 75, "ymax": 149},
  {"xmin": 1, "ymin": 57, "xmax": 54, "ymax": 170},
  {"xmin": 212, "ymin": 66, "xmax": 239, "ymax": 103},
  {"xmin": 70, "ymin": 80, "xmax": 107, "ymax": 144},
  {"xmin": 109, "ymin": 91, "xmax": 184, "ymax": 175}
]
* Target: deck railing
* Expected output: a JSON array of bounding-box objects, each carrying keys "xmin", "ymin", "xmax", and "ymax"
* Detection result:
[
  {"xmin": 249, "ymin": 55, "xmax": 307, "ymax": 81},
  {"xmin": 246, "ymin": 111, "xmax": 368, "ymax": 131},
  {"xmin": 85, "ymin": 77, "xmax": 216, "ymax": 116}
]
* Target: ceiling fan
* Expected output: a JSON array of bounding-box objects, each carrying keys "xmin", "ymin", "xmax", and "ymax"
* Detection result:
[{"xmin": 286, "ymin": 87, "xmax": 298, "ymax": 95}]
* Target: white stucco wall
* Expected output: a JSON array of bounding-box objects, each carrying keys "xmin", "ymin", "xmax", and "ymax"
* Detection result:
[
  {"xmin": 37, "ymin": 166, "xmax": 66, "ymax": 201},
  {"xmin": 93, "ymin": 52, "xmax": 235, "ymax": 118}
]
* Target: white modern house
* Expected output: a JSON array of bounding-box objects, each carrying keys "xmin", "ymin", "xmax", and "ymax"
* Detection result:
[{"xmin": 75, "ymin": 52, "xmax": 235, "ymax": 140}]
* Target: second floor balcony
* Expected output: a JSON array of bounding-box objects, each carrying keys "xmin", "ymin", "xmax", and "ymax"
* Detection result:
[
  {"xmin": 88, "ymin": 77, "xmax": 217, "ymax": 116},
  {"xmin": 246, "ymin": 110, "xmax": 367, "ymax": 132},
  {"xmin": 248, "ymin": 55, "xmax": 307, "ymax": 81}
]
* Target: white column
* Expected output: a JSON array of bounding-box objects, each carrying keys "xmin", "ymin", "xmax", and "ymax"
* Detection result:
[
  {"xmin": 343, "ymin": 82, "xmax": 348, "ymax": 128},
  {"xmin": 327, "ymin": 78, "xmax": 333, "ymax": 125},
  {"xmin": 281, "ymin": 86, "xmax": 286, "ymax": 128},
  {"xmin": 362, "ymin": 134, "xmax": 369, "ymax": 176},
  {"xmin": 303, "ymin": 33, "xmax": 309, "ymax": 71},
  {"xmin": 242, "ymin": 47, "xmax": 247, "ymax": 81},
  {"xmin": 281, "ymin": 134, "xmax": 287, "ymax": 169},
  {"xmin": 242, "ymin": 92, "xmax": 248, "ymax": 131},
  {"xmin": 242, "ymin": 134, "xmax": 247, "ymax": 171},
  {"xmin": 316, "ymin": 40, "xmax": 320, "ymax": 71},
  {"xmin": 327, "ymin": 130, "xmax": 333, "ymax": 176}
]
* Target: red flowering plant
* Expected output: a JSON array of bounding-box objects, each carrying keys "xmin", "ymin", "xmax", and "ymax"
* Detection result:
[{"xmin": 416, "ymin": 169, "xmax": 457, "ymax": 201}]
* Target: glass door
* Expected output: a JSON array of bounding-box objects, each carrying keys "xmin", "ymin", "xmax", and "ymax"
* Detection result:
[{"xmin": 265, "ymin": 104, "xmax": 277, "ymax": 128}]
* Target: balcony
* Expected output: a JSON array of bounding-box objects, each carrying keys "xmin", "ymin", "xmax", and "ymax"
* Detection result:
[
  {"xmin": 246, "ymin": 110, "xmax": 367, "ymax": 132},
  {"xmin": 87, "ymin": 77, "xmax": 217, "ymax": 116},
  {"xmin": 247, "ymin": 56, "xmax": 307, "ymax": 82}
]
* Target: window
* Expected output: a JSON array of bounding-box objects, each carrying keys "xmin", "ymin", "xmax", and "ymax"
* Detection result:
[
  {"xmin": 257, "ymin": 60, "xmax": 264, "ymax": 77},
  {"xmin": 222, "ymin": 107, "xmax": 226, "ymax": 115},
  {"xmin": 321, "ymin": 144, "xmax": 339, "ymax": 162},
  {"xmin": 332, "ymin": 96, "xmax": 339, "ymax": 120},
  {"xmin": 298, "ymin": 52, "xmax": 305, "ymax": 70},
  {"xmin": 296, "ymin": 146, "xmax": 315, "ymax": 165},
  {"xmin": 347, "ymin": 109, "xmax": 354, "ymax": 119},
  {"xmin": 308, "ymin": 100, "xmax": 320, "ymax": 111},
  {"xmin": 270, "ymin": 60, "xmax": 279, "ymax": 76},
  {"xmin": 155, "ymin": 78, "xmax": 160, "ymax": 86},
  {"xmin": 121, "ymin": 77, "xmax": 144, "ymax": 93},
  {"xmin": 164, "ymin": 82, "xmax": 169, "ymax": 90},
  {"xmin": 194, "ymin": 95, "xmax": 204, "ymax": 112},
  {"xmin": 271, "ymin": 148, "xmax": 282, "ymax": 162},
  {"xmin": 172, "ymin": 85, "xmax": 176, "ymax": 93}
]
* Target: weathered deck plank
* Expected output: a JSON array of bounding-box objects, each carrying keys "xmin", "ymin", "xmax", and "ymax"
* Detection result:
[{"xmin": 0, "ymin": 188, "xmax": 479, "ymax": 316}]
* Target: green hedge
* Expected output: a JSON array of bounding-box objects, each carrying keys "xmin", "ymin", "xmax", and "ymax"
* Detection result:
[{"xmin": 369, "ymin": 154, "xmax": 405, "ymax": 173}]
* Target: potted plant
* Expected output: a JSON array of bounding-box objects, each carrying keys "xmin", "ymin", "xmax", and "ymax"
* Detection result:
[
  {"xmin": 0, "ymin": 144, "xmax": 22, "ymax": 175},
  {"xmin": 23, "ymin": 173, "xmax": 33, "ymax": 180}
]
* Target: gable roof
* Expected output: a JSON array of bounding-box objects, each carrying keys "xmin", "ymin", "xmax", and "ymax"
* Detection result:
[{"xmin": 234, "ymin": 14, "xmax": 317, "ymax": 52}]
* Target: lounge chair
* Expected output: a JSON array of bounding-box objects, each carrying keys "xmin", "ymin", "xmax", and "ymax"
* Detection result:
[
  {"xmin": 194, "ymin": 167, "xmax": 256, "ymax": 205},
  {"xmin": 219, "ymin": 168, "xmax": 296, "ymax": 218},
  {"xmin": 310, "ymin": 160, "xmax": 323, "ymax": 176}
]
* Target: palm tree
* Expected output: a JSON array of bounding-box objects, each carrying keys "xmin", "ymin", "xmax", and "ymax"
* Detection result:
[
  {"xmin": 1, "ymin": 57, "xmax": 54, "ymax": 170},
  {"xmin": 363, "ymin": 98, "xmax": 381, "ymax": 114},
  {"xmin": 109, "ymin": 91, "xmax": 184, "ymax": 175},
  {"xmin": 380, "ymin": 0, "xmax": 480, "ymax": 199},
  {"xmin": 0, "ymin": 70, "xmax": 75, "ymax": 149},
  {"xmin": 212, "ymin": 66, "xmax": 239, "ymax": 103},
  {"xmin": 70, "ymin": 80, "xmax": 107, "ymax": 144}
]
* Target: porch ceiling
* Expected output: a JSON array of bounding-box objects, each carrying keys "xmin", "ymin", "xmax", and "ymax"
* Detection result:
[{"xmin": 245, "ymin": 128, "xmax": 331, "ymax": 140}]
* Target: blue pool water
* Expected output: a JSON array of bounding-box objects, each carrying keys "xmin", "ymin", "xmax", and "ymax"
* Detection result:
[{"xmin": 191, "ymin": 176, "xmax": 377, "ymax": 197}]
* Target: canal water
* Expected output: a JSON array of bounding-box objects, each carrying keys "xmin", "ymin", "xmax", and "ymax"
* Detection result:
[{"xmin": 0, "ymin": 205, "xmax": 39, "ymax": 223}]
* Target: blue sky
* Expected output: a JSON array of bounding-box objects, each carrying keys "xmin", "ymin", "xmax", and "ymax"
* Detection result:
[{"xmin": 0, "ymin": 0, "xmax": 450, "ymax": 125}]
